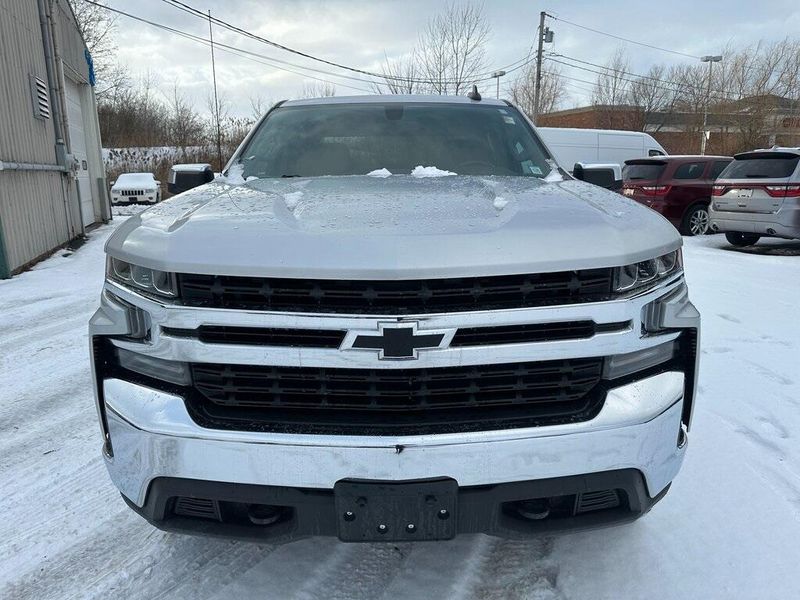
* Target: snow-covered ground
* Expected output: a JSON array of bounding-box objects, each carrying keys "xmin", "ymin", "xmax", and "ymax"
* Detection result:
[{"xmin": 1, "ymin": 220, "xmax": 799, "ymax": 599}]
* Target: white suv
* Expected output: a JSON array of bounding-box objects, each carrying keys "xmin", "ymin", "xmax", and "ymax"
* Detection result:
[{"xmin": 110, "ymin": 172, "xmax": 161, "ymax": 205}]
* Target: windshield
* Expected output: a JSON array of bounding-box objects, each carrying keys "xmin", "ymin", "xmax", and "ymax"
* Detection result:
[
  {"xmin": 719, "ymin": 155, "xmax": 800, "ymax": 179},
  {"xmin": 622, "ymin": 163, "xmax": 666, "ymax": 181},
  {"xmin": 235, "ymin": 103, "xmax": 554, "ymax": 178}
]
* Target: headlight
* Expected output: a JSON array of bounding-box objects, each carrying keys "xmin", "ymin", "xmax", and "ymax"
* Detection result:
[
  {"xmin": 107, "ymin": 257, "xmax": 178, "ymax": 299},
  {"xmin": 613, "ymin": 250, "xmax": 682, "ymax": 294}
]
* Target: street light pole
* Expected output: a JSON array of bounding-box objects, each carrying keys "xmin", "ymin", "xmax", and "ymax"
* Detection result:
[
  {"xmin": 700, "ymin": 55, "xmax": 722, "ymax": 155},
  {"xmin": 491, "ymin": 70, "xmax": 506, "ymax": 99}
]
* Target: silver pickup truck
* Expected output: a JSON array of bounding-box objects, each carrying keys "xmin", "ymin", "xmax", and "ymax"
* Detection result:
[{"xmin": 89, "ymin": 94, "xmax": 699, "ymax": 543}]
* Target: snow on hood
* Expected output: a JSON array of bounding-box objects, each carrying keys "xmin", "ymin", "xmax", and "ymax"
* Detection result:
[
  {"xmin": 108, "ymin": 175, "xmax": 681, "ymax": 279},
  {"xmin": 112, "ymin": 173, "xmax": 157, "ymax": 189},
  {"xmin": 411, "ymin": 165, "xmax": 456, "ymax": 178}
]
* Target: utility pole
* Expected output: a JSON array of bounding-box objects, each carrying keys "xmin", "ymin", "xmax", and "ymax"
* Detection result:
[
  {"xmin": 532, "ymin": 11, "xmax": 546, "ymax": 124},
  {"xmin": 700, "ymin": 55, "xmax": 722, "ymax": 155},
  {"xmin": 208, "ymin": 10, "xmax": 222, "ymax": 172}
]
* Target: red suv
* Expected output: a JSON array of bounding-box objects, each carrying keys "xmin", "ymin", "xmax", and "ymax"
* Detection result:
[{"xmin": 622, "ymin": 156, "xmax": 732, "ymax": 235}]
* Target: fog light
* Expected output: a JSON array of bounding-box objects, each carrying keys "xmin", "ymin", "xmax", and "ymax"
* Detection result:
[
  {"xmin": 116, "ymin": 347, "xmax": 190, "ymax": 385},
  {"xmin": 603, "ymin": 340, "xmax": 677, "ymax": 379}
]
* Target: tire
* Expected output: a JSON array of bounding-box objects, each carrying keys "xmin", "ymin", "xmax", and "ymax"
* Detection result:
[
  {"xmin": 725, "ymin": 232, "xmax": 761, "ymax": 247},
  {"xmin": 681, "ymin": 204, "xmax": 710, "ymax": 236}
]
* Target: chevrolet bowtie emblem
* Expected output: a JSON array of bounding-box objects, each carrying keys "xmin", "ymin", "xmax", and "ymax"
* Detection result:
[{"xmin": 341, "ymin": 322, "xmax": 456, "ymax": 360}]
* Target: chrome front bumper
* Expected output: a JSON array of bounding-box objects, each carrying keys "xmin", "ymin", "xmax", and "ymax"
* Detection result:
[
  {"xmin": 90, "ymin": 272, "xmax": 699, "ymax": 512},
  {"xmin": 105, "ymin": 371, "xmax": 687, "ymax": 508}
]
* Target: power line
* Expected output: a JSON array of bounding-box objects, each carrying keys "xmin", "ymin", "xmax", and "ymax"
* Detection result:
[
  {"xmin": 547, "ymin": 56, "xmax": 738, "ymax": 102},
  {"xmin": 550, "ymin": 53, "xmax": 738, "ymax": 99},
  {"xmin": 78, "ymin": 0, "xmax": 376, "ymax": 92},
  {"xmin": 545, "ymin": 12, "xmax": 702, "ymax": 60},
  {"xmin": 160, "ymin": 0, "xmax": 535, "ymax": 86},
  {"xmin": 84, "ymin": 0, "xmax": 536, "ymax": 93}
]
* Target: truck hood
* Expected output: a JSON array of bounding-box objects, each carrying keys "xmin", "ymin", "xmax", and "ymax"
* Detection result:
[{"xmin": 106, "ymin": 175, "xmax": 681, "ymax": 278}]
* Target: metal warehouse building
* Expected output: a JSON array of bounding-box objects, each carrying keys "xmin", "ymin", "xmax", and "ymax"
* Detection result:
[{"xmin": 0, "ymin": 0, "xmax": 108, "ymax": 278}]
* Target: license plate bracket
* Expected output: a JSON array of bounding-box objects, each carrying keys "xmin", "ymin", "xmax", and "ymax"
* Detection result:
[{"xmin": 334, "ymin": 478, "xmax": 458, "ymax": 542}]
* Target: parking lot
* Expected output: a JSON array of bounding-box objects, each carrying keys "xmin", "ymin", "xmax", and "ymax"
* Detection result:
[{"xmin": 2, "ymin": 216, "xmax": 798, "ymax": 600}]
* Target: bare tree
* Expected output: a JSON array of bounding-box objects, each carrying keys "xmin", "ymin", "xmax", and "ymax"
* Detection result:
[
  {"xmin": 205, "ymin": 91, "xmax": 231, "ymax": 171},
  {"xmin": 628, "ymin": 65, "xmax": 672, "ymax": 131},
  {"xmin": 372, "ymin": 52, "xmax": 421, "ymax": 94},
  {"xmin": 248, "ymin": 94, "xmax": 274, "ymax": 120},
  {"xmin": 510, "ymin": 63, "xmax": 566, "ymax": 117},
  {"xmin": 417, "ymin": 2, "xmax": 490, "ymax": 94},
  {"xmin": 300, "ymin": 81, "xmax": 337, "ymax": 99},
  {"xmin": 592, "ymin": 47, "xmax": 632, "ymax": 128},
  {"xmin": 68, "ymin": 0, "xmax": 118, "ymax": 90},
  {"xmin": 167, "ymin": 84, "xmax": 206, "ymax": 158}
]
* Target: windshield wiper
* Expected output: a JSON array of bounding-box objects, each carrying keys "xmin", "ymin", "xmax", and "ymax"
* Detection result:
[
  {"xmin": 281, "ymin": 174, "xmax": 302, "ymax": 178},
  {"xmin": 745, "ymin": 174, "xmax": 770, "ymax": 178}
]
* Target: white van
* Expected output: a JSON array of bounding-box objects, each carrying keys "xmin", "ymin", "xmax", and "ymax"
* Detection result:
[{"xmin": 537, "ymin": 127, "xmax": 667, "ymax": 173}]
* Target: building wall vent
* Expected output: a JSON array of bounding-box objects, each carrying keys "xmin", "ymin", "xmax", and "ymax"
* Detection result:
[{"xmin": 29, "ymin": 74, "xmax": 51, "ymax": 120}]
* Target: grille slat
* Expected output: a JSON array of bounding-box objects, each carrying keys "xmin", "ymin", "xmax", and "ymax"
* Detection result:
[
  {"xmin": 187, "ymin": 358, "xmax": 606, "ymax": 435},
  {"xmin": 162, "ymin": 320, "xmax": 630, "ymax": 349},
  {"xmin": 177, "ymin": 270, "xmax": 614, "ymax": 314}
]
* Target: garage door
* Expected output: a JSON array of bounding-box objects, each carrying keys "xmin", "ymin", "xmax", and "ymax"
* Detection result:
[{"xmin": 65, "ymin": 79, "xmax": 95, "ymax": 227}]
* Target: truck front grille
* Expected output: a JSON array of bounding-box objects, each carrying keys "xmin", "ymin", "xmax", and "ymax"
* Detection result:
[
  {"xmin": 177, "ymin": 270, "xmax": 614, "ymax": 314},
  {"xmin": 185, "ymin": 358, "xmax": 606, "ymax": 435}
]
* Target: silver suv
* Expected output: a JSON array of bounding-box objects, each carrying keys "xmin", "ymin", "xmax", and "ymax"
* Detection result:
[
  {"xmin": 710, "ymin": 147, "xmax": 800, "ymax": 246},
  {"xmin": 89, "ymin": 95, "xmax": 699, "ymax": 543}
]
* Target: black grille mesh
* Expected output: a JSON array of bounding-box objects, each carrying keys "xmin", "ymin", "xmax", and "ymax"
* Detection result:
[
  {"xmin": 187, "ymin": 358, "xmax": 605, "ymax": 435},
  {"xmin": 177, "ymin": 270, "xmax": 614, "ymax": 314}
]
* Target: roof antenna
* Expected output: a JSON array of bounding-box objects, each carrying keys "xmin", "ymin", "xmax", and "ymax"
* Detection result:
[{"xmin": 467, "ymin": 85, "xmax": 482, "ymax": 101}]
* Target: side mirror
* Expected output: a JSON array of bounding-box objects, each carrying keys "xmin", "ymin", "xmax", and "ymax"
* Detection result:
[
  {"xmin": 168, "ymin": 163, "xmax": 214, "ymax": 195},
  {"xmin": 109, "ymin": 180, "xmax": 116, "ymax": 186},
  {"xmin": 573, "ymin": 162, "xmax": 622, "ymax": 191}
]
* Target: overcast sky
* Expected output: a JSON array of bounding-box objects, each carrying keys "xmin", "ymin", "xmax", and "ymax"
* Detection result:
[{"xmin": 109, "ymin": 0, "xmax": 800, "ymax": 117}]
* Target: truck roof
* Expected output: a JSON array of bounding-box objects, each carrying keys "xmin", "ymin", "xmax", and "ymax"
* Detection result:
[{"xmin": 282, "ymin": 94, "xmax": 508, "ymax": 107}]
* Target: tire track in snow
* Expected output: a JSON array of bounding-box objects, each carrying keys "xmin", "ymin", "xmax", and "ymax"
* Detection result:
[
  {"xmin": 304, "ymin": 542, "xmax": 410, "ymax": 600},
  {"xmin": 377, "ymin": 534, "xmax": 494, "ymax": 599},
  {"xmin": 3, "ymin": 514, "xmax": 276, "ymax": 600},
  {"xmin": 463, "ymin": 537, "xmax": 564, "ymax": 600}
]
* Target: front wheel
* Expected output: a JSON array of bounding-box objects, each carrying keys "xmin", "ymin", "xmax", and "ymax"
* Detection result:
[
  {"xmin": 725, "ymin": 232, "xmax": 761, "ymax": 247},
  {"xmin": 681, "ymin": 204, "xmax": 710, "ymax": 236}
]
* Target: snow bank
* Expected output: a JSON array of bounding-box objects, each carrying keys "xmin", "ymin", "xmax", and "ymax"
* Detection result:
[
  {"xmin": 411, "ymin": 165, "xmax": 456, "ymax": 178},
  {"xmin": 366, "ymin": 168, "xmax": 392, "ymax": 178}
]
